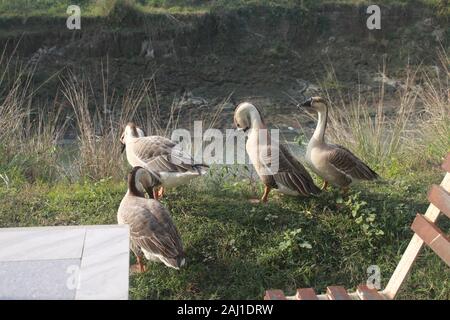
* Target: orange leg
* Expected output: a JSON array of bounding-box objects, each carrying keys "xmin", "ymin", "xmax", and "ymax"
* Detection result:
[
  {"xmin": 260, "ymin": 185, "xmax": 271, "ymax": 203},
  {"xmin": 152, "ymin": 188, "xmax": 159, "ymax": 200},
  {"xmin": 321, "ymin": 180, "xmax": 329, "ymax": 191},
  {"xmin": 131, "ymin": 255, "xmax": 147, "ymax": 274},
  {"xmin": 158, "ymin": 187, "xmax": 165, "ymax": 199},
  {"xmin": 137, "ymin": 256, "xmax": 146, "ymax": 272}
]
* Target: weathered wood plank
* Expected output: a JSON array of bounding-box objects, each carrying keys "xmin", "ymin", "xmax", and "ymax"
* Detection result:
[
  {"xmin": 411, "ymin": 214, "xmax": 450, "ymax": 267},
  {"xmin": 295, "ymin": 288, "xmax": 319, "ymax": 300},
  {"xmin": 356, "ymin": 284, "xmax": 384, "ymax": 300},
  {"xmin": 428, "ymin": 185, "xmax": 450, "ymax": 219},
  {"xmin": 442, "ymin": 153, "xmax": 450, "ymax": 173},
  {"xmin": 264, "ymin": 290, "xmax": 287, "ymax": 300},
  {"xmin": 326, "ymin": 286, "xmax": 351, "ymax": 300},
  {"xmin": 383, "ymin": 172, "xmax": 450, "ymax": 300}
]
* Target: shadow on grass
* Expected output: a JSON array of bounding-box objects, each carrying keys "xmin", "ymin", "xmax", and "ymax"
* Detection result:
[{"xmin": 127, "ymin": 177, "xmax": 434, "ymax": 299}]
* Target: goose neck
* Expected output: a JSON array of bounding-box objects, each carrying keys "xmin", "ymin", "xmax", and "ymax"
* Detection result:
[
  {"xmin": 128, "ymin": 172, "xmax": 145, "ymax": 198},
  {"xmin": 251, "ymin": 116, "xmax": 266, "ymax": 130},
  {"xmin": 312, "ymin": 108, "xmax": 328, "ymax": 143}
]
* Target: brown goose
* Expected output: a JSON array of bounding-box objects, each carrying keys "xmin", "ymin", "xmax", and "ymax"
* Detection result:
[
  {"xmin": 234, "ymin": 102, "xmax": 321, "ymax": 202},
  {"xmin": 117, "ymin": 166, "xmax": 186, "ymax": 273},
  {"xmin": 298, "ymin": 97, "xmax": 379, "ymax": 190},
  {"xmin": 120, "ymin": 122, "xmax": 208, "ymax": 199}
]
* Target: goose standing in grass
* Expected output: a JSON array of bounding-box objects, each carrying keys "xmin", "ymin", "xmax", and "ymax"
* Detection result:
[
  {"xmin": 298, "ymin": 97, "xmax": 379, "ymax": 191},
  {"xmin": 117, "ymin": 166, "xmax": 186, "ymax": 273},
  {"xmin": 234, "ymin": 102, "xmax": 321, "ymax": 203},
  {"xmin": 120, "ymin": 122, "xmax": 208, "ymax": 199}
]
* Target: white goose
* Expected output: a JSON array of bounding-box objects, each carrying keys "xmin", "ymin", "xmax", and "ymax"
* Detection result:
[
  {"xmin": 117, "ymin": 166, "xmax": 186, "ymax": 272},
  {"xmin": 234, "ymin": 102, "xmax": 321, "ymax": 202},
  {"xmin": 120, "ymin": 122, "xmax": 208, "ymax": 199},
  {"xmin": 298, "ymin": 97, "xmax": 379, "ymax": 190}
]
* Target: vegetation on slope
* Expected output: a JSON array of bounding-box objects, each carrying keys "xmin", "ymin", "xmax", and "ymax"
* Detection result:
[{"xmin": 0, "ymin": 0, "xmax": 448, "ymax": 17}]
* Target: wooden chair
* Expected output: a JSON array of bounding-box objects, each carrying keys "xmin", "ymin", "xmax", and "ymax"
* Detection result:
[{"xmin": 264, "ymin": 153, "xmax": 450, "ymax": 300}]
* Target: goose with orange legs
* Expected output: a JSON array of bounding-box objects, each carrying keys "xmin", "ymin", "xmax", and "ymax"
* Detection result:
[
  {"xmin": 117, "ymin": 166, "xmax": 186, "ymax": 273},
  {"xmin": 298, "ymin": 97, "xmax": 379, "ymax": 192},
  {"xmin": 120, "ymin": 122, "xmax": 208, "ymax": 199},
  {"xmin": 234, "ymin": 102, "xmax": 321, "ymax": 203}
]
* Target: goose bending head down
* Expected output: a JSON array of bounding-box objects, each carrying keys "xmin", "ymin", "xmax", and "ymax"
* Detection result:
[
  {"xmin": 234, "ymin": 102, "xmax": 321, "ymax": 203},
  {"xmin": 117, "ymin": 166, "xmax": 186, "ymax": 273},
  {"xmin": 120, "ymin": 122, "xmax": 208, "ymax": 199},
  {"xmin": 298, "ymin": 97, "xmax": 379, "ymax": 191}
]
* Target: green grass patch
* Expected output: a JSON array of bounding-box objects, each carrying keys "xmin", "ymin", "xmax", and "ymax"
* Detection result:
[
  {"xmin": 1, "ymin": 166, "xmax": 448, "ymax": 299},
  {"xmin": 0, "ymin": 0, "xmax": 447, "ymax": 17}
]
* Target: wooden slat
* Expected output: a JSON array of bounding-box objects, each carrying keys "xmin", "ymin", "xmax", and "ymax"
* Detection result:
[
  {"xmin": 383, "ymin": 172, "xmax": 450, "ymax": 300},
  {"xmin": 326, "ymin": 286, "xmax": 351, "ymax": 300},
  {"xmin": 295, "ymin": 288, "xmax": 319, "ymax": 300},
  {"xmin": 442, "ymin": 153, "xmax": 450, "ymax": 173},
  {"xmin": 411, "ymin": 214, "xmax": 450, "ymax": 267},
  {"xmin": 428, "ymin": 185, "xmax": 450, "ymax": 219},
  {"xmin": 356, "ymin": 284, "xmax": 384, "ymax": 300},
  {"xmin": 264, "ymin": 290, "xmax": 287, "ymax": 300}
]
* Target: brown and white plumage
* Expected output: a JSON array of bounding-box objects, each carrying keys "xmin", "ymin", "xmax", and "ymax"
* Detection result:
[
  {"xmin": 234, "ymin": 102, "xmax": 320, "ymax": 202},
  {"xmin": 120, "ymin": 123, "xmax": 207, "ymax": 194},
  {"xmin": 299, "ymin": 97, "xmax": 379, "ymax": 189},
  {"xmin": 117, "ymin": 166, "xmax": 185, "ymax": 272},
  {"xmin": 272, "ymin": 144, "xmax": 321, "ymax": 195}
]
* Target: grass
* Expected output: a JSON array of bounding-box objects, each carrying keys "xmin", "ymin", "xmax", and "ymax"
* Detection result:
[
  {"xmin": 0, "ymin": 0, "xmax": 448, "ymax": 17},
  {"xmin": 419, "ymin": 49, "xmax": 450, "ymax": 162},
  {"xmin": 0, "ymin": 167, "xmax": 448, "ymax": 299},
  {"xmin": 59, "ymin": 67, "xmax": 146, "ymax": 181},
  {"xmin": 127, "ymin": 173, "xmax": 450, "ymax": 299},
  {"xmin": 314, "ymin": 63, "xmax": 420, "ymax": 175}
]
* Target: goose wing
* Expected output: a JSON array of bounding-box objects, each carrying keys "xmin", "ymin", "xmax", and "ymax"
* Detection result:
[
  {"xmin": 125, "ymin": 199, "xmax": 184, "ymax": 262},
  {"xmin": 274, "ymin": 144, "xmax": 321, "ymax": 195},
  {"xmin": 256, "ymin": 141, "xmax": 320, "ymax": 195},
  {"xmin": 130, "ymin": 136, "xmax": 204, "ymax": 173},
  {"xmin": 327, "ymin": 144, "xmax": 379, "ymax": 181}
]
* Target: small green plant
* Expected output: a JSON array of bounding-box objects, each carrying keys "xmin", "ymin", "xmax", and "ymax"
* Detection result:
[
  {"xmin": 294, "ymin": 132, "xmax": 307, "ymax": 147},
  {"xmin": 278, "ymin": 228, "xmax": 312, "ymax": 253},
  {"xmin": 264, "ymin": 213, "xmax": 279, "ymax": 225},
  {"xmin": 337, "ymin": 192, "xmax": 385, "ymax": 246}
]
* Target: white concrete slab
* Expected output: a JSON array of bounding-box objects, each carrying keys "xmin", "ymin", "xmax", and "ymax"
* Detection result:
[
  {"xmin": 0, "ymin": 259, "xmax": 80, "ymax": 300},
  {"xmin": 0, "ymin": 227, "xmax": 86, "ymax": 261},
  {"xmin": 76, "ymin": 227, "xmax": 130, "ymax": 300},
  {"xmin": 0, "ymin": 225, "xmax": 130, "ymax": 300}
]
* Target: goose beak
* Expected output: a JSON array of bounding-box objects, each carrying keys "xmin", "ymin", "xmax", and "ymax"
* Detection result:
[
  {"xmin": 298, "ymin": 98, "xmax": 312, "ymax": 108},
  {"xmin": 121, "ymin": 143, "xmax": 126, "ymax": 153},
  {"xmin": 144, "ymin": 186, "xmax": 154, "ymax": 199}
]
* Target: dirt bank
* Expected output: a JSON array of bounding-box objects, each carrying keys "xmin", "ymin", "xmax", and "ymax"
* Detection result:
[{"xmin": 1, "ymin": 3, "xmax": 448, "ymax": 129}]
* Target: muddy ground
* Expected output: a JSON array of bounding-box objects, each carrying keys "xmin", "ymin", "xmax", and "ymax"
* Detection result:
[{"xmin": 1, "ymin": 3, "xmax": 448, "ymax": 132}]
